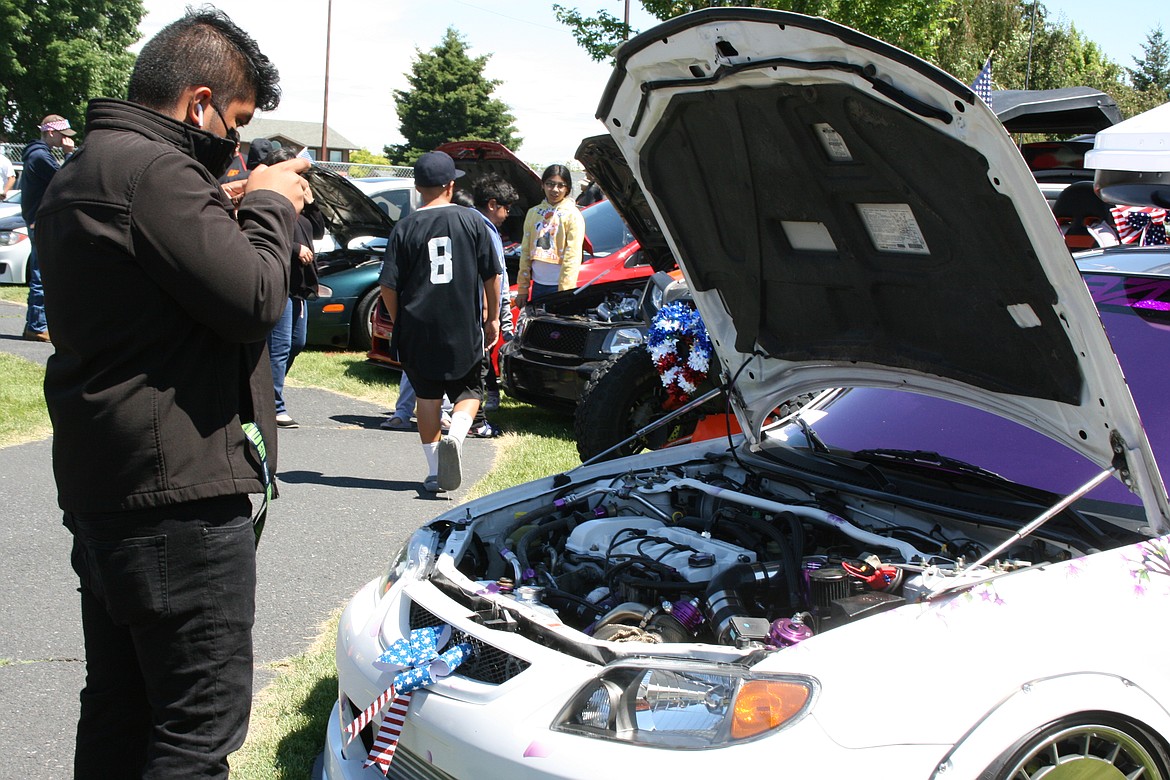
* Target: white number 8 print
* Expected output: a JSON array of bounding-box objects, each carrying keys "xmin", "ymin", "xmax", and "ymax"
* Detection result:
[{"xmin": 428, "ymin": 236, "xmax": 453, "ymax": 284}]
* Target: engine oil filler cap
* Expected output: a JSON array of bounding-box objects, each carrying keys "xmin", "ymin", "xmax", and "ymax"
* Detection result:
[{"xmin": 688, "ymin": 552, "xmax": 716, "ymax": 568}]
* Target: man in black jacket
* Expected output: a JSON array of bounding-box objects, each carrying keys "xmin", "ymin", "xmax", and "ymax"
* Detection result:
[{"xmin": 35, "ymin": 9, "xmax": 310, "ymax": 778}]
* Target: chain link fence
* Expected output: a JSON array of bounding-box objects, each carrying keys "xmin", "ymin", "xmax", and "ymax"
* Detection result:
[
  {"xmin": 314, "ymin": 160, "xmax": 414, "ymax": 179},
  {"xmin": 1, "ymin": 142, "xmax": 69, "ymax": 164}
]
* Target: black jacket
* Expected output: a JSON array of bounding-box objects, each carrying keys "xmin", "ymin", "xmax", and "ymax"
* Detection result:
[{"xmin": 36, "ymin": 98, "xmax": 295, "ymax": 512}]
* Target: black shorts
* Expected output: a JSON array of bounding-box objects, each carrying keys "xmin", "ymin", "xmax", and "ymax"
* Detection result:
[{"xmin": 407, "ymin": 360, "xmax": 483, "ymax": 404}]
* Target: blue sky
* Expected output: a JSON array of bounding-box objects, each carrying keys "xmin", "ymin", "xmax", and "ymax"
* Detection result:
[{"xmin": 137, "ymin": 1, "xmax": 1167, "ymax": 166}]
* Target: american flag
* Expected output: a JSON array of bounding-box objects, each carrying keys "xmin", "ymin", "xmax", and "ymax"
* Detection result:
[{"xmin": 971, "ymin": 56, "xmax": 993, "ymax": 109}]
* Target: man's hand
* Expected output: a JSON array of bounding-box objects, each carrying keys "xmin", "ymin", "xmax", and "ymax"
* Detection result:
[
  {"xmin": 61, "ymin": 136, "xmax": 76, "ymax": 153},
  {"xmin": 246, "ymin": 157, "xmax": 312, "ymax": 213},
  {"xmin": 221, "ymin": 180, "xmax": 247, "ymax": 208},
  {"xmin": 298, "ymin": 244, "xmax": 314, "ymax": 265},
  {"xmin": 484, "ymin": 318, "xmax": 501, "ymax": 350}
]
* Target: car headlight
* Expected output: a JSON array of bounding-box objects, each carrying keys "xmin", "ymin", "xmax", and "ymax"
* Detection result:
[
  {"xmin": 553, "ymin": 659, "xmax": 815, "ymax": 748},
  {"xmin": 0, "ymin": 231, "xmax": 27, "ymax": 246},
  {"xmin": 377, "ymin": 527, "xmax": 440, "ymax": 596},
  {"xmin": 514, "ymin": 309, "xmax": 529, "ymax": 339},
  {"xmin": 316, "ymin": 284, "xmax": 333, "ymax": 298},
  {"xmin": 602, "ymin": 327, "xmax": 645, "ymax": 354}
]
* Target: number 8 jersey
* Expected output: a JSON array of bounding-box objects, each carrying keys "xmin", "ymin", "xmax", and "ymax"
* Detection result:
[{"xmin": 379, "ymin": 203, "xmax": 501, "ymax": 380}]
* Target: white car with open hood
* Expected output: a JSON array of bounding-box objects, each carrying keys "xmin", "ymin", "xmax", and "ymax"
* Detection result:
[{"xmin": 320, "ymin": 9, "xmax": 1170, "ymax": 779}]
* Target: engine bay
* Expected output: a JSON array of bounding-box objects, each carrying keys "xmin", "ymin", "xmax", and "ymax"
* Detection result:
[{"xmin": 434, "ymin": 452, "xmax": 1142, "ymax": 654}]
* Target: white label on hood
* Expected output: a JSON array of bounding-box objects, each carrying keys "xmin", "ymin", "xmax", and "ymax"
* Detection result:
[
  {"xmin": 814, "ymin": 123, "xmax": 853, "ymax": 162},
  {"xmin": 856, "ymin": 203, "xmax": 930, "ymax": 255}
]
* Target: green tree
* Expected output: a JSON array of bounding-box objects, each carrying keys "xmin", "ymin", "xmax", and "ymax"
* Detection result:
[
  {"xmin": 554, "ymin": 0, "xmax": 955, "ymax": 62},
  {"xmin": 385, "ymin": 27, "xmax": 521, "ymax": 165},
  {"xmin": 0, "ymin": 0, "xmax": 143, "ymax": 141},
  {"xmin": 1129, "ymin": 26, "xmax": 1170, "ymax": 100}
]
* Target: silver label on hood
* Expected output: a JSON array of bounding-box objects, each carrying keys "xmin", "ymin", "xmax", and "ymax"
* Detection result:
[{"xmin": 856, "ymin": 203, "xmax": 931, "ymax": 255}]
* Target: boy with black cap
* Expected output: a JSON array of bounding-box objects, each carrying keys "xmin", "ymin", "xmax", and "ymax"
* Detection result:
[{"xmin": 379, "ymin": 150, "xmax": 501, "ymax": 492}]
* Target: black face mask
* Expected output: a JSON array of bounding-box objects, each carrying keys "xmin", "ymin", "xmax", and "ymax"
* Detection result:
[{"xmin": 189, "ymin": 103, "xmax": 241, "ymax": 179}]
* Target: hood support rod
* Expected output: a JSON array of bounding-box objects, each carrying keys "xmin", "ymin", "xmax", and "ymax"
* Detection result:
[
  {"xmin": 575, "ymin": 385, "xmax": 724, "ymax": 470},
  {"xmin": 966, "ymin": 466, "xmax": 1117, "ymax": 570}
]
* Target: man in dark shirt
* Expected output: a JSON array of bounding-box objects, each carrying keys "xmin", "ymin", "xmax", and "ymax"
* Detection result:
[
  {"xmin": 20, "ymin": 113, "xmax": 75, "ymax": 341},
  {"xmin": 379, "ymin": 151, "xmax": 501, "ymax": 492},
  {"xmin": 36, "ymin": 9, "xmax": 309, "ymax": 777}
]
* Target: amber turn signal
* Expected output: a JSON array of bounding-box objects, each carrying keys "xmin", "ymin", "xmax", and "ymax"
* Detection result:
[{"xmin": 730, "ymin": 679, "xmax": 810, "ymax": 740}]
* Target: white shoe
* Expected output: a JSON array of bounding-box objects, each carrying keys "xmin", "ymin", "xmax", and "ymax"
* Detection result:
[
  {"xmin": 423, "ymin": 475, "xmax": 444, "ymax": 493},
  {"xmin": 275, "ymin": 413, "xmax": 299, "ymax": 428},
  {"xmin": 437, "ymin": 436, "xmax": 462, "ymax": 491}
]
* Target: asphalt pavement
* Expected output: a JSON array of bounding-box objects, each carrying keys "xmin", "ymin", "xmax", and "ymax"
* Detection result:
[{"xmin": 0, "ymin": 299, "xmax": 498, "ymax": 778}]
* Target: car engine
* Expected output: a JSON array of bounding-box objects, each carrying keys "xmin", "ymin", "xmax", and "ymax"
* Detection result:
[
  {"xmin": 590, "ymin": 291, "xmax": 644, "ymax": 323},
  {"xmin": 437, "ymin": 453, "xmax": 1128, "ymax": 654}
]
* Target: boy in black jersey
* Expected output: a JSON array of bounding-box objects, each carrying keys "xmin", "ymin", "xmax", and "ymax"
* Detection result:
[{"xmin": 379, "ymin": 151, "xmax": 501, "ymax": 492}]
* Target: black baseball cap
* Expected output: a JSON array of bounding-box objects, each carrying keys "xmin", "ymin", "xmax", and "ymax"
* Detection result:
[{"xmin": 414, "ymin": 151, "xmax": 465, "ymax": 187}]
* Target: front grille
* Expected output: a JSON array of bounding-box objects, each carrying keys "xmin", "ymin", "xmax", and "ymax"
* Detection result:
[
  {"xmin": 523, "ymin": 320, "xmax": 590, "ymax": 356},
  {"xmin": 387, "ymin": 745, "xmax": 460, "ymax": 780},
  {"xmin": 408, "ymin": 600, "xmax": 530, "ymax": 685}
]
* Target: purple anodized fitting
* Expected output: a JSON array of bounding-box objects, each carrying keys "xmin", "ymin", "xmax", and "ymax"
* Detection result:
[
  {"xmin": 769, "ymin": 615, "xmax": 814, "ymax": 648},
  {"xmin": 669, "ymin": 599, "xmax": 704, "ymax": 634}
]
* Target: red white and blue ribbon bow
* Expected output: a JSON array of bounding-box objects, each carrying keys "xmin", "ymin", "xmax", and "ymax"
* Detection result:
[
  {"xmin": 343, "ymin": 626, "xmax": 472, "ymax": 774},
  {"xmin": 1111, "ymin": 206, "xmax": 1168, "ymax": 246}
]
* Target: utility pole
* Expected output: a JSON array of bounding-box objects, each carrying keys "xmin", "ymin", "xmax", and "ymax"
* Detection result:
[
  {"xmin": 1024, "ymin": 0, "xmax": 1038, "ymax": 90},
  {"xmin": 321, "ymin": 0, "xmax": 332, "ymax": 161}
]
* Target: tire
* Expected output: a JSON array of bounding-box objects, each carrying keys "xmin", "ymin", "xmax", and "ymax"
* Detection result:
[
  {"xmin": 351, "ymin": 287, "xmax": 379, "ymax": 352},
  {"xmin": 575, "ymin": 346, "xmax": 687, "ymax": 462},
  {"xmin": 982, "ymin": 713, "xmax": 1170, "ymax": 780}
]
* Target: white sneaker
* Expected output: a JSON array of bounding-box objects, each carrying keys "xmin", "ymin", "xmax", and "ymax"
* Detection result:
[
  {"xmin": 275, "ymin": 413, "xmax": 299, "ymax": 428},
  {"xmin": 437, "ymin": 436, "xmax": 462, "ymax": 491},
  {"xmin": 423, "ymin": 474, "xmax": 444, "ymax": 493},
  {"xmin": 484, "ymin": 391, "xmax": 501, "ymax": 411}
]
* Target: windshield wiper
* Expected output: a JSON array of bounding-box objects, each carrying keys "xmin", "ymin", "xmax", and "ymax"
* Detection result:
[
  {"xmin": 854, "ymin": 448, "xmax": 1114, "ymax": 544},
  {"xmin": 852, "ymin": 449, "xmax": 1006, "ymax": 481}
]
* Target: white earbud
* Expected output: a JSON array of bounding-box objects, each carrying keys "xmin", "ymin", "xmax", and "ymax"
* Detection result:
[{"xmin": 195, "ymin": 103, "xmax": 204, "ymax": 128}]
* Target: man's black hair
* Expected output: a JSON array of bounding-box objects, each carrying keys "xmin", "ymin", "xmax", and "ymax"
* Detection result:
[
  {"xmin": 128, "ymin": 6, "xmax": 281, "ymax": 113},
  {"xmin": 472, "ymin": 172, "xmax": 519, "ymax": 208}
]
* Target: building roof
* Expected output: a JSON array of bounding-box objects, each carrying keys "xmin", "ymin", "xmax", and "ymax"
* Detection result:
[{"xmin": 239, "ymin": 117, "xmax": 359, "ymax": 150}]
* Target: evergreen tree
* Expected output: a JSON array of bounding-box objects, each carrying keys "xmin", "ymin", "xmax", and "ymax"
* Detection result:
[
  {"xmin": 0, "ymin": 0, "xmax": 143, "ymax": 140},
  {"xmin": 1129, "ymin": 26, "xmax": 1170, "ymax": 100},
  {"xmin": 385, "ymin": 27, "xmax": 521, "ymax": 165}
]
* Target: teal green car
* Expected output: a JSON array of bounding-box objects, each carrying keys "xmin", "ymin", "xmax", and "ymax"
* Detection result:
[{"xmin": 304, "ymin": 173, "xmax": 414, "ymax": 350}]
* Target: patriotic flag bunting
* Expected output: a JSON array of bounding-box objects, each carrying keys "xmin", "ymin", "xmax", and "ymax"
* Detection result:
[
  {"xmin": 971, "ymin": 55, "xmax": 993, "ymax": 109},
  {"xmin": 342, "ymin": 626, "xmax": 472, "ymax": 775},
  {"xmin": 1111, "ymin": 206, "xmax": 1168, "ymax": 246}
]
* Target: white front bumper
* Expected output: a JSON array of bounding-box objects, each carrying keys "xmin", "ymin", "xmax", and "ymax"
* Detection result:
[{"xmin": 323, "ymin": 577, "xmax": 947, "ymax": 779}]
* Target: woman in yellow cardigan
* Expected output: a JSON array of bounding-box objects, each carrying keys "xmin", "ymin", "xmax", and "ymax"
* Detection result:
[{"xmin": 515, "ymin": 164, "xmax": 586, "ymax": 305}]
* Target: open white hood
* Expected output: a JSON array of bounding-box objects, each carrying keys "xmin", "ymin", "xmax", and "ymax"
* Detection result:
[{"xmin": 595, "ymin": 8, "xmax": 1170, "ymax": 527}]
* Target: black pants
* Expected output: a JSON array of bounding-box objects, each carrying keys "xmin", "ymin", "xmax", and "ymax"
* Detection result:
[{"xmin": 66, "ymin": 495, "xmax": 256, "ymax": 779}]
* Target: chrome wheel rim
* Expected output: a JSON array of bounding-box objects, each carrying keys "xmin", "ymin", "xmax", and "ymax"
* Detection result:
[{"xmin": 1005, "ymin": 724, "xmax": 1163, "ymax": 779}]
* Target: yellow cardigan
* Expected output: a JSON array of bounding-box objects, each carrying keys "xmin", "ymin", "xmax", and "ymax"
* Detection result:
[{"xmin": 516, "ymin": 198, "xmax": 586, "ymax": 293}]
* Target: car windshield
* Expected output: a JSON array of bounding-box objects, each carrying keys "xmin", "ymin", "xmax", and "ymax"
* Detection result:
[
  {"xmin": 764, "ymin": 271, "xmax": 1170, "ymax": 511},
  {"xmin": 352, "ymin": 179, "xmax": 413, "ymax": 222},
  {"xmin": 583, "ymin": 199, "xmax": 635, "ymax": 256}
]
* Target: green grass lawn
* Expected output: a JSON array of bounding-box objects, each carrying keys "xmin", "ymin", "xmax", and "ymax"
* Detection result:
[{"xmin": 0, "ymin": 284, "xmax": 28, "ymax": 305}]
